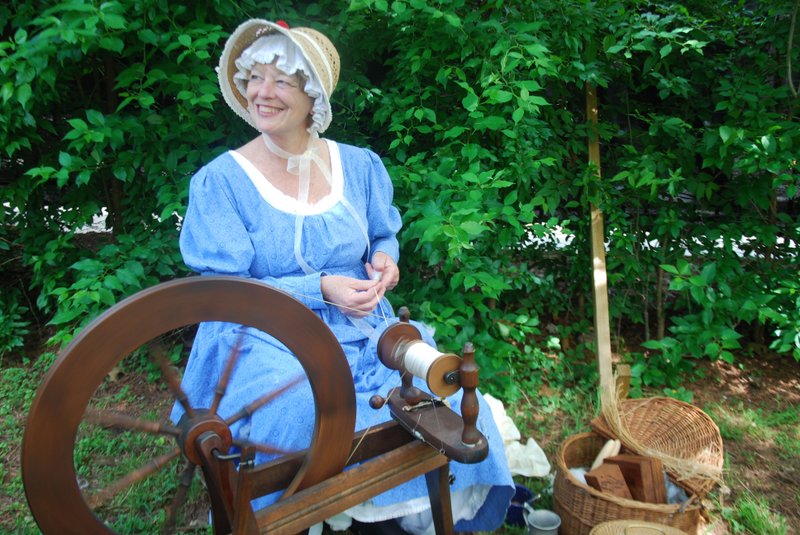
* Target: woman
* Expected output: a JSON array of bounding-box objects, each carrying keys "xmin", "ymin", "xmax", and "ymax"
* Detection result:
[{"xmin": 175, "ymin": 18, "xmax": 514, "ymax": 533}]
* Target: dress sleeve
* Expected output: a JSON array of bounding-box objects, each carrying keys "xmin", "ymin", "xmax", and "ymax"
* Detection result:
[
  {"xmin": 364, "ymin": 150, "xmax": 402, "ymax": 263},
  {"xmin": 179, "ymin": 164, "xmax": 327, "ymax": 310}
]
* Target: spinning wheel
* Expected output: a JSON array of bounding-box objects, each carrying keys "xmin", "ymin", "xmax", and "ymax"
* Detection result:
[
  {"xmin": 22, "ymin": 276, "xmax": 356, "ymax": 534},
  {"xmin": 23, "ymin": 276, "xmax": 489, "ymax": 535}
]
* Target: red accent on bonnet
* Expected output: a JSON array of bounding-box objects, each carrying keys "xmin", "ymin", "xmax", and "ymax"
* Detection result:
[{"xmin": 276, "ymin": 20, "xmax": 289, "ymax": 29}]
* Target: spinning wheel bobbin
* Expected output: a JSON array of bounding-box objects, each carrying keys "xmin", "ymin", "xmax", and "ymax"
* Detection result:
[
  {"xmin": 377, "ymin": 315, "xmax": 462, "ymax": 399},
  {"xmin": 376, "ymin": 307, "xmax": 487, "ymax": 454}
]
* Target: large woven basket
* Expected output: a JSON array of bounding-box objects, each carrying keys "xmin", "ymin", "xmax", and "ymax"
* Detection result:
[
  {"xmin": 553, "ymin": 433, "xmax": 703, "ymax": 535},
  {"xmin": 590, "ymin": 519, "xmax": 688, "ymax": 535},
  {"xmin": 591, "ymin": 397, "xmax": 723, "ymax": 496}
]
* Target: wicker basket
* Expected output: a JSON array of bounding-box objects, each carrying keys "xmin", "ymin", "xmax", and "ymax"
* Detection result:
[
  {"xmin": 553, "ymin": 433, "xmax": 703, "ymax": 535},
  {"xmin": 590, "ymin": 519, "xmax": 688, "ymax": 535},
  {"xmin": 591, "ymin": 397, "xmax": 723, "ymax": 496}
]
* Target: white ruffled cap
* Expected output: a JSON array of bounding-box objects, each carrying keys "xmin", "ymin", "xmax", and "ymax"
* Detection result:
[
  {"xmin": 218, "ymin": 19, "xmax": 340, "ymax": 133},
  {"xmin": 233, "ymin": 35, "xmax": 329, "ymax": 133}
]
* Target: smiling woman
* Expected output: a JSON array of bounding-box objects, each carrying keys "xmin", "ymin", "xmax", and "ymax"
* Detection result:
[{"xmin": 172, "ymin": 16, "xmax": 515, "ymax": 535}]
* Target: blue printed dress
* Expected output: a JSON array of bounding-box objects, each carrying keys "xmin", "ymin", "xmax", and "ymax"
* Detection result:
[{"xmin": 175, "ymin": 140, "xmax": 514, "ymax": 532}]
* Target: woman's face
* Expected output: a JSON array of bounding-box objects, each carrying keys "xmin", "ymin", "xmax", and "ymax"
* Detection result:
[{"xmin": 246, "ymin": 62, "xmax": 314, "ymax": 138}]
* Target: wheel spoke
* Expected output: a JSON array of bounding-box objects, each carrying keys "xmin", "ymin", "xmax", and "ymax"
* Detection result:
[
  {"xmin": 210, "ymin": 332, "xmax": 245, "ymax": 416},
  {"xmin": 162, "ymin": 461, "xmax": 196, "ymax": 534},
  {"xmin": 224, "ymin": 374, "xmax": 305, "ymax": 425},
  {"xmin": 232, "ymin": 438, "xmax": 291, "ymax": 457},
  {"xmin": 85, "ymin": 408, "xmax": 180, "ymax": 436},
  {"xmin": 87, "ymin": 447, "xmax": 181, "ymax": 509},
  {"xmin": 154, "ymin": 346, "xmax": 195, "ymax": 419}
]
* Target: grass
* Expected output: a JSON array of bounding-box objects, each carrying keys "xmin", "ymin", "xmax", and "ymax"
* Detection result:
[
  {"xmin": 704, "ymin": 397, "xmax": 799, "ymax": 534},
  {"xmin": 721, "ymin": 493, "xmax": 789, "ymax": 535},
  {"xmin": 0, "ymin": 363, "xmax": 42, "ymax": 534}
]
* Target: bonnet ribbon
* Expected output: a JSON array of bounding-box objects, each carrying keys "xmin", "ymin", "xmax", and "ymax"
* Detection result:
[{"xmin": 262, "ymin": 133, "xmax": 378, "ymax": 337}]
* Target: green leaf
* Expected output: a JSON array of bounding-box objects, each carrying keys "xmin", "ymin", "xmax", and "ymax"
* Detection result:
[
  {"xmin": 99, "ymin": 37, "xmax": 124, "ymax": 54},
  {"xmin": 55, "ymin": 168, "xmax": 70, "ymax": 188},
  {"xmin": 178, "ymin": 34, "xmax": 192, "ymax": 47},
  {"xmin": 103, "ymin": 275, "xmax": 124, "ymax": 291},
  {"xmin": 116, "ymin": 268, "xmax": 139, "ymax": 286},
  {"xmin": 660, "ymin": 264, "xmax": 679, "ymax": 275},
  {"xmin": 71, "ymin": 258, "xmax": 104, "ymax": 273},
  {"xmin": 474, "ymin": 116, "xmax": 506, "ymax": 131},
  {"xmin": 76, "ymin": 170, "xmax": 92, "ymax": 186},
  {"xmin": 98, "ymin": 287, "xmax": 116, "ymax": 306},
  {"xmin": 17, "ymin": 83, "xmax": 32, "ymax": 108},
  {"xmin": 462, "ymin": 91, "xmax": 479, "ymax": 112},
  {"xmin": 139, "ymin": 29, "xmax": 158, "ymax": 44},
  {"xmin": 86, "ymin": 109, "xmax": 105, "ymax": 126},
  {"xmin": 443, "ymin": 126, "xmax": 467, "ymax": 139},
  {"xmin": 49, "ymin": 307, "xmax": 84, "ymax": 325},
  {"xmin": 102, "ymin": 13, "xmax": 127, "ymax": 30},
  {"xmin": 14, "ymin": 28, "xmax": 28, "ymax": 44},
  {"xmin": 1, "ymin": 82, "xmax": 14, "ymax": 103},
  {"xmin": 58, "ymin": 152, "xmax": 72, "ymax": 168},
  {"xmin": 124, "ymin": 260, "xmax": 146, "ymax": 278},
  {"xmin": 659, "ymin": 44, "xmax": 672, "ymax": 58},
  {"xmin": 460, "ymin": 221, "xmax": 487, "ymax": 238},
  {"xmin": 485, "ymin": 89, "xmax": 513, "ymax": 104},
  {"xmin": 68, "ymin": 118, "xmax": 89, "ymax": 131},
  {"xmin": 719, "ymin": 125, "xmax": 734, "ymax": 144}
]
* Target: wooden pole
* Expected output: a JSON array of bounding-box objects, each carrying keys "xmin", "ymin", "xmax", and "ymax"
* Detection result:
[{"xmin": 585, "ymin": 83, "xmax": 614, "ymax": 401}]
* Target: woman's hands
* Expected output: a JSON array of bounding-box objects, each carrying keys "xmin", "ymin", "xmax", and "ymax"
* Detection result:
[
  {"xmin": 321, "ymin": 275, "xmax": 384, "ymax": 318},
  {"xmin": 320, "ymin": 252, "xmax": 400, "ymax": 318},
  {"xmin": 366, "ymin": 251, "xmax": 400, "ymax": 291}
]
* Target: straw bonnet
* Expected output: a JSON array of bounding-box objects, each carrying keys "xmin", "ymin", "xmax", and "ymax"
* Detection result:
[{"xmin": 218, "ymin": 19, "xmax": 340, "ymax": 132}]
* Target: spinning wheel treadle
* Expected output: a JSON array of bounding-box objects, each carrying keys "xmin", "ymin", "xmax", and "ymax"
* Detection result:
[{"xmin": 22, "ymin": 276, "xmax": 355, "ymax": 534}]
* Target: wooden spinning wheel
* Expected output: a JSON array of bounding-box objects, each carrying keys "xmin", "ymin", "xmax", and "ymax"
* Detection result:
[
  {"xmin": 23, "ymin": 276, "xmax": 489, "ymax": 535},
  {"xmin": 22, "ymin": 276, "xmax": 355, "ymax": 534}
]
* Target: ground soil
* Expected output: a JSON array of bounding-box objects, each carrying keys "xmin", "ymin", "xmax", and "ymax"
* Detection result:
[{"xmin": 691, "ymin": 354, "xmax": 800, "ymax": 531}]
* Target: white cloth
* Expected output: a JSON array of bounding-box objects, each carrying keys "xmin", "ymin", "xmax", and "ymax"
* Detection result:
[{"xmin": 484, "ymin": 394, "xmax": 551, "ymax": 478}]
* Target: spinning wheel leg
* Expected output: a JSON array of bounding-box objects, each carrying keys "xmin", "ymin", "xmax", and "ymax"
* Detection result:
[
  {"xmin": 425, "ymin": 464, "xmax": 454, "ymax": 535},
  {"xmin": 22, "ymin": 277, "xmax": 356, "ymax": 535}
]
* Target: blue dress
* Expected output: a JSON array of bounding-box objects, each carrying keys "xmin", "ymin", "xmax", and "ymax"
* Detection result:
[{"xmin": 175, "ymin": 140, "xmax": 514, "ymax": 532}]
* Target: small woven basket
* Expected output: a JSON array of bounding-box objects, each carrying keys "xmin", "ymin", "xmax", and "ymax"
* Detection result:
[
  {"xmin": 553, "ymin": 433, "xmax": 703, "ymax": 535},
  {"xmin": 590, "ymin": 519, "xmax": 688, "ymax": 535},
  {"xmin": 591, "ymin": 397, "xmax": 723, "ymax": 496}
]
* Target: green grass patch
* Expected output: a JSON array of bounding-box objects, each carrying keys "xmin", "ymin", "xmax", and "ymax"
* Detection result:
[{"xmin": 722, "ymin": 494, "xmax": 789, "ymax": 535}]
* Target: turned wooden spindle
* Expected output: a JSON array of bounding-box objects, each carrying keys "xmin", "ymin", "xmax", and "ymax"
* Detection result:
[
  {"xmin": 398, "ymin": 306, "xmax": 410, "ymax": 323},
  {"xmin": 459, "ymin": 342, "xmax": 481, "ymax": 446},
  {"xmin": 396, "ymin": 307, "xmax": 424, "ymax": 405}
]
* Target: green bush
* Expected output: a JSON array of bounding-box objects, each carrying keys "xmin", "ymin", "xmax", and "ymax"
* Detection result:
[{"xmin": 1, "ymin": 0, "xmax": 798, "ymax": 398}]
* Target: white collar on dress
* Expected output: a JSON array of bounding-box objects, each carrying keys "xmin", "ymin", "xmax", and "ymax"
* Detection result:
[{"xmin": 229, "ymin": 139, "xmax": 343, "ymax": 215}]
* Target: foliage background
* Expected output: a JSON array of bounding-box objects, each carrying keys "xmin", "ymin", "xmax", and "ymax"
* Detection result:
[
  {"xmin": 1, "ymin": 0, "xmax": 799, "ymax": 403},
  {"xmin": 1, "ymin": 0, "xmax": 799, "ymax": 532}
]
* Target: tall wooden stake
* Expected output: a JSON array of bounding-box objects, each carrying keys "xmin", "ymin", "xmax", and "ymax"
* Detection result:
[{"xmin": 586, "ymin": 83, "xmax": 614, "ymax": 401}]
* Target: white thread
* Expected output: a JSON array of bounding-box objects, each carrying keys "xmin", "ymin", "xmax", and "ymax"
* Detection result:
[
  {"xmin": 287, "ymin": 290, "xmax": 392, "ymax": 321},
  {"xmin": 404, "ymin": 341, "xmax": 443, "ymax": 379},
  {"xmin": 374, "ymin": 287, "xmax": 389, "ymax": 327}
]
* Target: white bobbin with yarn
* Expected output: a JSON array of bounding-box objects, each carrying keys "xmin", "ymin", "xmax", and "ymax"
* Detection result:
[{"xmin": 399, "ymin": 340, "xmax": 461, "ymax": 397}]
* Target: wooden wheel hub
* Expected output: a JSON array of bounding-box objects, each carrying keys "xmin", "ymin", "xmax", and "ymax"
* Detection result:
[{"xmin": 177, "ymin": 410, "xmax": 233, "ymax": 466}]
